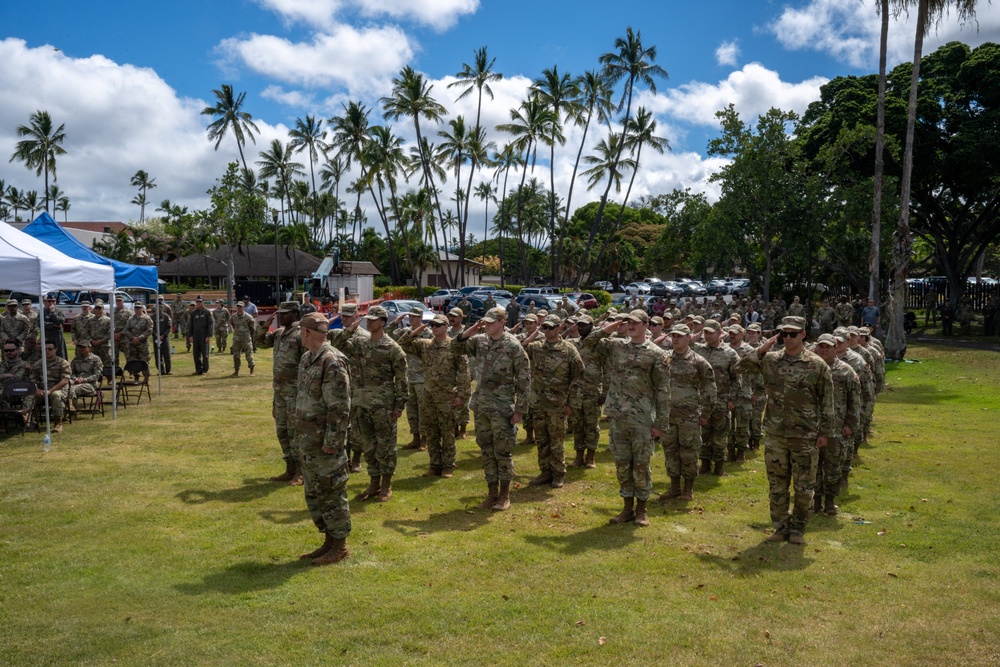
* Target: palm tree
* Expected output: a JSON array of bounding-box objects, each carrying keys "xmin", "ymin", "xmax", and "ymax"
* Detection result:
[
  {"xmin": 9, "ymin": 110, "xmax": 67, "ymax": 213},
  {"xmin": 6, "ymin": 186, "xmax": 24, "ymax": 221},
  {"xmin": 56, "ymin": 196, "xmax": 70, "ymax": 223},
  {"xmin": 202, "ymin": 84, "xmax": 260, "ymax": 180},
  {"xmin": 869, "ymin": 0, "xmax": 894, "ymax": 304},
  {"xmin": 24, "ymin": 190, "xmax": 40, "ymax": 220},
  {"xmin": 47, "ymin": 184, "xmax": 65, "ymax": 217},
  {"xmin": 359, "ymin": 125, "xmax": 407, "ymax": 283},
  {"xmin": 531, "ymin": 65, "xmax": 579, "ymax": 279},
  {"xmin": 131, "ymin": 193, "xmax": 147, "ymax": 222},
  {"xmin": 256, "ymin": 139, "xmax": 304, "ymax": 225},
  {"xmin": 130, "ymin": 169, "xmax": 157, "ymax": 223},
  {"xmin": 474, "ymin": 181, "xmax": 497, "ymax": 246},
  {"xmin": 329, "ymin": 101, "xmax": 374, "ymax": 248},
  {"xmin": 581, "ymin": 133, "xmax": 636, "ymax": 195},
  {"xmin": 576, "ymin": 27, "xmax": 668, "ymax": 287},
  {"xmin": 885, "ymin": 0, "xmax": 979, "ymax": 360},
  {"xmin": 288, "ymin": 115, "xmax": 329, "ymax": 234},
  {"xmin": 491, "ymin": 144, "xmax": 524, "ymax": 288}
]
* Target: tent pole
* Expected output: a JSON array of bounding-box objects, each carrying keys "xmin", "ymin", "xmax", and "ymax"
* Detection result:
[
  {"xmin": 155, "ymin": 296, "xmax": 162, "ymax": 396},
  {"xmin": 38, "ymin": 299, "xmax": 51, "ymax": 439}
]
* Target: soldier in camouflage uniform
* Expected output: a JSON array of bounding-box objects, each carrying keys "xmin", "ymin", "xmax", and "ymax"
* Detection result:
[
  {"xmin": 399, "ymin": 314, "xmax": 471, "ymax": 477},
  {"xmin": 32, "ymin": 340, "xmax": 72, "ymax": 432},
  {"xmin": 172, "ymin": 295, "xmax": 185, "ymax": 338},
  {"xmin": 71, "ymin": 301, "xmax": 94, "ymax": 346},
  {"xmin": 660, "ymin": 323, "xmax": 715, "ymax": 503},
  {"xmin": 568, "ymin": 315, "xmax": 606, "ymax": 470},
  {"xmin": 123, "ymin": 303, "xmax": 153, "ymax": 378},
  {"xmin": 293, "ymin": 312, "xmax": 353, "ymax": 566},
  {"xmin": 788, "ymin": 296, "xmax": 805, "ymax": 318},
  {"xmin": 178, "ymin": 303, "xmax": 193, "ymax": 350},
  {"xmin": 811, "ymin": 333, "xmax": 860, "ymax": 517},
  {"xmin": 88, "ymin": 301, "xmax": 113, "ymax": 367},
  {"xmin": 520, "ymin": 315, "xmax": 584, "ymax": 488},
  {"xmin": 21, "ymin": 299, "xmax": 40, "ymax": 344},
  {"xmin": 817, "ymin": 299, "xmax": 836, "ymax": 334},
  {"xmin": 739, "ymin": 316, "xmax": 835, "ymax": 545},
  {"xmin": 452, "ymin": 307, "xmax": 531, "ymax": 512},
  {"xmin": 228, "ymin": 301, "xmax": 255, "ymax": 377},
  {"xmin": 833, "ymin": 327, "xmax": 874, "ymax": 489},
  {"xmin": 256, "ymin": 302, "xmax": 305, "ymax": 486},
  {"xmin": 68, "ymin": 340, "xmax": 104, "ymax": 412},
  {"xmin": 586, "ymin": 309, "xmax": 670, "ymax": 527},
  {"xmin": 1, "ymin": 340, "xmax": 32, "ymax": 415},
  {"xmin": 328, "ymin": 303, "xmax": 370, "ymax": 473},
  {"xmin": 213, "ymin": 300, "xmax": 231, "ymax": 353},
  {"xmin": 1, "ymin": 299, "xmax": 32, "ymax": 349},
  {"xmin": 333, "ymin": 305, "xmax": 408, "ymax": 504},
  {"xmin": 744, "ymin": 323, "xmax": 767, "ymax": 449},
  {"xmin": 835, "ymin": 296, "xmax": 854, "ymax": 328},
  {"xmin": 446, "ymin": 307, "xmax": 472, "ymax": 438},
  {"xmin": 860, "ymin": 327, "xmax": 885, "ymax": 396},
  {"xmin": 846, "ymin": 326, "xmax": 878, "ymax": 448},
  {"xmin": 694, "ymin": 319, "xmax": 740, "ymax": 475},
  {"xmin": 388, "ymin": 306, "xmax": 433, "ymax": 451},
  {"xmin": 726, "ymin": 324, "xmax": 754, "ymax": 462},
  {"xmin": 112, "ymin": 296, "xmax": 132, "ymax": 366},
  {"xmin": 513, "ymin": 313, "xmax": 541, "ymax": 445}
]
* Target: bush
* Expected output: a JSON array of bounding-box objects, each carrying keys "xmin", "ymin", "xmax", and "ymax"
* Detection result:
[
  {"xmin": 589, "ymin": 290, "xmax": 612, "ymax": 306},
  {"xmin": 372, "ymin": 285, "xmax": 438, "ymax": 300}
]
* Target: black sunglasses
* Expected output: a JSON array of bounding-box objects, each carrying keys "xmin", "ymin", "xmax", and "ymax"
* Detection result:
[
  {"xmin": 429, "ymin": 322, "xmax": 446, "ymax": 328},
  {"xmin": 541, "ymin": 324, "xmax": 558, "ymax": 331}
]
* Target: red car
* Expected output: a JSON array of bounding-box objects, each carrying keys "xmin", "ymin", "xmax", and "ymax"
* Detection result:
[{"xmin": 566, "ymin": 292, "xmax": 599, "ymax": 309}]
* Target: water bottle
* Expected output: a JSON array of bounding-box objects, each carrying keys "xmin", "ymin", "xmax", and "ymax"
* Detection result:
[
  {"xmin": 43, "ymin": 433, "xmax": 51, "ymax": 452},
  {"xmin": 171, "ymin": 345, "xmax": 175, "ymax": 354},
  {"xmin": 211, "ymin": 345, "xmax": 215, "ymax": 353}
]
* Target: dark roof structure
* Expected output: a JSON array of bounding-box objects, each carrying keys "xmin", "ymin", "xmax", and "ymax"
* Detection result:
[{"xmin": 159, "ymin": 245, "xmax": 322, "ymax": 280}]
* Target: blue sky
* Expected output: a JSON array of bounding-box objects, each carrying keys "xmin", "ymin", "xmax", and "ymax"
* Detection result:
[{"xmin": 2, "ymin": 0, "xmax": 999, "ymax": 238}]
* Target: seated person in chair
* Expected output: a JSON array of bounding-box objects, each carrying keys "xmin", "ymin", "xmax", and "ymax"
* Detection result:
[
  {"xmin": 32, "ymin": 341, "xmax": 71, "ymax": 433},
  {"xmin": 69, "ymin": 340, "xmax": 104, "ymax": 413}
]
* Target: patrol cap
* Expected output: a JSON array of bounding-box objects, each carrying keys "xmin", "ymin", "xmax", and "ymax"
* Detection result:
[
  {"xmin": 728, "ymin": 324, "xmax": 745, "ymax": 335},
  {"xmin": 623, "ymin": 309, "xmax": 649, "ymax": 324},
  {"xmin": 216, "ymin": 299, "xmax": 224, "ymax": 304},
  {"xmin": 778, "ymin": 316, "xmax": 807, "ymax": 332},
  {"xmin": 649, "ymin": 316, "xmax": 664, "ymax": 326},
  {"xmin": 815, "ymin": 333, "xmax": 837, "ymax": 347},
  {"xmin": 20, "ymin": 299, "xmax": 31, "ymax": 305},
  {"xmin": 746, "ymin": 323, "xmax": 762, "ymax": 332},
  {"xmin": 409, "ymin": 305, "xmax": 425, "ymax": 315},
  {"xmin": 846, "ymin": 326, "xmax": 861, "ymax": 336},
  {"xmin": 299, "ymin": 312, "xmax": 329, "ymax": 332},
  {"xmin": 77, "ymin": 339, "xmax": 92, "ymax": 348},
  {"xmin": 80, "ymin": 300, "xmax": 91, "ymax": 306},
  {"xmin": 542, "ymin": 315, "xmax": 562, "ymax": 327},
  {"xmin": 430, "ymin": 313, "xmax": 448, "ymax": 325},
  {"xmin": 481, "ymin": 307, "xmax": 506, "ymax": 323},
  {"xmin": 115, "ymin": 295, "xmax": 124, "ymax": 301},
  {"xmin": 94, "ymin": 301, "xmax": 105, "ymax": 309},
  {"xmin": 692, "ymin": 315, "xmax": 705, "ymax": 325},
  {"xmin": 607, "ymin": 307, "xmax": 618, "ymax": 315},
  {"xmin": 662, "ymin": 311, "xmax": 675, "ymax": 320},
  {"xmin": 833, "ymin": 326, "xmax": 850, "ymax": 338},
  {"xmin": 133, "ymin": 302, "xmax": 143, "ymax": 309},
  {"xmin": 236, "ymin": 301, "xmax": 245, "ymax": 307},
  {"xmin": 832, "ymin": 331, "xmax": 848, "ymax": 343},
  {"xmin": 448, "ymin": 307, "xmax": 464, "ymax": 318},
  {"xmin": 341, "ymin": 303, "xmax": 359, "ymax": 315},
  {"xmin": 6, "ymin": 299, "xmax": 17, "ymax": 306},
  {"xmin": 702, "ymin": 319, "xmax": 723, "ymax": 333},
  {"xmin": 858, "ymin": 325, "xmax": 872, "ymax": 335},
  {"xmin": 670, "ymin": 323, "xmax": 691, "ymax": 335},
  {"xmin": 277, "ymin": 301, "xmax": 300, "ymax": 314},
  {"xmin": 576, "ymin": 314, "xmax": 593, "ymax": 325},
  {"xmin": 365, "ymin": 305, "xmax": 388, "ymax": 320},
  {"xmin": 523, "ymin": 313, "xmax": 538, "ymax": 323},
  {"xmin": 536, "ymin": 309, "xmax": 549, "ymax": 318}
]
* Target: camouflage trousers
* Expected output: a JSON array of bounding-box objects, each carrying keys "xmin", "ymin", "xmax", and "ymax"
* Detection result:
[
  {"xmin": 860, "ymin": 399, "xmax": 875, "ymax": 441},
  {"xmin": 424, "ymin": 395, "xmax": 457, "ymax": 471},
  {"xmin": 231, "ymin": 335, "xmax": 254, "ymax": 372},
  {"xmin": 571, "ymin": 395, "xmax": 601, "ymax": 452},
  {"xmin": 816, "ymin": 435, "xmax": 844, "ymax": 499},
  {"xmin": 700, "ymin": 402, "xmax": 731, "ymax": 462},
  {"xmin": 93, "ymin": 344, "xmax": 112, "ymax": 368},
  {"xmin": 33, "ymin": 388, "xmax": 68, "ymax": 422},
  {"xmin": 608, "ymin": 419, "xmax": 655, "ymax": 501},
  {"xmin": 356, "ymin": 406, "xmax": 398, "ymax": 476},
  {"xmin": 750, "ymin": 395, "xmax": 766, "ymax": 440},
  {"xmin": 474, "ymin": 409, "xmax": 516, "ymax": 484},
  {"xmin": 729, "ymin": 401, "xmax": 751, "ymax": 451},
  {"xmin": 299, "ymin": 446, "xmax": 351, "ymax": 539},
  {"xmin": 663, "ymin": 417, "xmax": 703, "ymax": 481},
  {"xmin": 764, "ymin": 435, "xmax": 819, "ymax": 534},
  {"xmin": 454, "ymin": 395, "xmax": 471, "ymax": 427},
  {"xmin": 215, "ymin": 328, "xmax": 228, "ymax": 351},
  {"xmin": 272, "ymin": 385, "xmax": 298, "ymax": 463},
  {"xmin": 534, "ymin": 409, "xmax": 568, "ymax": 476},
  {"xmin": 347, "ymin": 405, "xmax": 363, "ymax": 458},
  {"xmin": 68, "ymin": 382, "xmax": 98, "ymax": 405},
  {"xmin": 406, "ymin": 382, "xmax": 425, "ymax": 438},
  {"xmin": 125, "ymin": 341, "xmax": 150, "ymax": 366},
  {"xmin": 840, "ymin": 430, "xmax": 856, "ymax": 475}
]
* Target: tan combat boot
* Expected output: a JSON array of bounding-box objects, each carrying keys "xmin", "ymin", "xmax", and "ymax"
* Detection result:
[
  {"xmin": 528, "ymin": 470, "xmax": 553, "ymax": 486},
  {"xmin": 550, "ymin": 472, "xmax": 565, "ymax": 489},
  {"xmin": 700, "ymin": 459, "xmax": 712, "ymax": 475},
  {"xmin": 377, "ymin": 475, "xmax": 393, "ymax": 502},
  {"xmin": 584, "ymin": 449, "xmax": 597, "ymax": 469},
  {"xmin": 269, "ymin": 459, "xmax": 295, "ymax": 482},
  {"xmin": 357, "ymin": 475, "xmax": 381, "ymax": 501},
  {"xmin": 521, "ymin": 426, "xmax": 534, "ymax": 445},
  {"xmin": 660, "ymin": 477, "xmax": 682, "ymax": 502},
  {"xmin": 478, "ymin": 483, "xmax": 499, "ymax": 509},
  {"xmin": 609, "ymin": 497, "xmax": 635, "ymax": 525},
  {"xmin": 680, "ymin": 478, "xmax": 695, "ymax": 501},
  {"xmin": 289, "ymin": 461, "xmax": 304, "ymax": 486},
  {"xmin": 713, "ymin": 460, "xmax": 726, "ymax": 476},
  {"xmin": 349, "ymin": 450, "xmax": 362, "ymax": 473},
  {"xmin": 312, "ymin": 537, "xmax": 350, "ymax": 565},
  {"xmin": 402, "ymin": 435, "xmax": 421, "ymax": 450},
  {"xmin": 422, "ymin": 466, "xmax": 442, "ymax": 477},
  {"xmin": 491, "ymin": 481, "xmax": 511, "ymax": 511},
  {"xmin": 571, "ymin": 450, "xmax": 586, "ymax": 468},
  {"xmin": 823, "ymin": 494, "xmax": 839, "ymax": 516},
  {"xmin": 634, "ymin": 499, "xmax": 650, "ymax": 527},
  {"xmin": 300, "ymin": 533, "xmax": 335, "ymax": 560}
]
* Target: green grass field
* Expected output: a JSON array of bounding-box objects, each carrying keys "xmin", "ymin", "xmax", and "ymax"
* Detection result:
[{"xmin": 1, "ymin": 341, "xmax": 999, "ymax": 666}]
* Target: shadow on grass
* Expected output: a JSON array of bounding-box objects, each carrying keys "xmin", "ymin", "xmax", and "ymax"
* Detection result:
[
  {"xmin": 175, "ymin": 559, "xmax": 305, "ymax": 595},
  {"xmin": 878, "ymin": 383, "xmax": 963, "ymax": 405},
  {"xmin": 176, "ymin": 478, "xmax": 285, "ymax": 504},
  {"xmin": 523, "ymin": 522, "xmax": 642, "ymax": 555},
  {"xmin": 695, "ymin": 537, "xmax": 815, "ymax": 575},
  {"xmin": 383, "ymin": 506, "xmax": 492, "ymax": 535},
  {"xmin": 259, "ymin": 509, "xmax": 310, "ymax": 525}
]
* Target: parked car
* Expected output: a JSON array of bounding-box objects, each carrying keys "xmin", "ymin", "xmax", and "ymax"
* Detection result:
[
  {"xmin": 515, "ymin": 294, "xmax": 560, "ymax": 313},
  {"xmin": 565, "ymin": 292, "xmax": 599, "ymax": 309},
  {"xmin": 470, "ymin": 289, "xmax": 513, "ymax": 300},
  {"xmin": 592, "ymin": 280, "xmax": 614, "ymax": 292},
  {"xmin": 446, "ymin": 295, "xmax": 513, "ymax": 322},
  {"xmin": 380, "ymin": 300, "xmax": 435, "ymax": 322},
  {"xmin": 624, "ymin": 282, "xmax": 651, "ymax": 296},
  {"xmin": 458, "ymin": 285, "xmax": 496, "ymax": 296},
  {"xmin": 428, "ymin": 288, "xmax": 460, "ymax": 309},
  {"xmin": 706, "ymin": 279, "xmax": 733, "ymax": 296},
  {"xmin": 674, "ymin": 279, "xmax": 707, "ymax": 297},
  {"xmin": 518, "ymin": 286, "xmax": 559, "ymax": 297},
  {"xmin": 729, "ymin": 279, "xmax": 751, "ymax": 297}
]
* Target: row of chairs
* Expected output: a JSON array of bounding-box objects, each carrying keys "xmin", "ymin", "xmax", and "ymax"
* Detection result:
[{"xmin": 0, "ymin": 360, "xmax": 151, "ymax": 436}]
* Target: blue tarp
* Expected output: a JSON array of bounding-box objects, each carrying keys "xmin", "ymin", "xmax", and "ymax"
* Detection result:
[{"xmin": 22, "ymin": 213, "xmax": 158, "ymax": 291}]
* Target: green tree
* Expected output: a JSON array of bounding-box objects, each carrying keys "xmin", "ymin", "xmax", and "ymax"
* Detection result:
[
  {"xmin": 256, "ymin": 139, "xmax": 305, "ymax": 226},
  {"xmin": 202, "ymin": 84, "xmax": 259, "ymax": 182},
  {"xmin": 9, "ymin": 110, "xmax": 67, "ymax": 213},
  {"xmin": 205, "ymin": 163, "xmax": 268, "ymax": 303},
  {"xmin": 130, "ymin": 170, "xmax": 157, "ymax": 223},
  {"xmin": 288, "ymin": 114, "xmax": 329, "ymax": 235}
]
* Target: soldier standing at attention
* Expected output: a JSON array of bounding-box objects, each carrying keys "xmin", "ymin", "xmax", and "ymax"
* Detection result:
[
  {"xmin": 328, "ymin": 303, "xmax": 370, "ymax": 473},
  {"xmin": 835, "ymin": 296, "xmax": 854, "ymax": 328},
  {"xmin": 483, "ymin": 292, "xmax": 497, "ymax": 313},
  {"xmin": 123, "ymin": 303, "xmax": 153, "ymax": 378},
  {"xmin": 256, "ymin": 302, "xmax": 305, "ymax": 486},
  {"xmin": 1, "ymin": 299, "xmax": 32, "ymax": 349},
  {"xmin": 586, "ymin": 309, "xmax": 670, "ymax": 527},
  {"xmin": 72, "ymin": 301, "xmax": 94, "ymax": 347},
  {"xmin": 923, "ymin": 290, "xmax": 938, "ymax": 326},
  {"xmin": 180, "ymin": 303, "xmax": 194, "ymax": 350},
  {"xmin": 505, "ymin": 298, "xmax": 520, "ymax": 329},
  {"xmin": 112, "ymin": 295, "xmax": 131, "ymax": 366},
  {"xmin": 660, "ymin": 323, "xmax": 715, "ymax": 503},
  {"xmin": 811, "ymin": 333, "xmax": 860, "ymax": 517},
  {"xmin": 188, "ymin": 297, "xmax": 213, "ymax": 375},
  {"xmin": 213, "ymin": 300, "xmax": 231, "ymax": 353},
  {"xmin": 68, "ymin": 340, "xmax": 104, "ymax": 414},
  {"xmin": 388, "ymin": 306, "xmax": 432, "ymax": 452},
  {"xmin": 20, "ymin": 299, "xmax": 40, "ymax": 344},
  {"xmin": 726, "ymin": 324, "xmax": 754, "ymax": 463},
  {"xmin": 568, "ymin": 314, "xmax": 605, "ymax": 470},
  {"xmin": 694, "ymin": 319, "xmax": 740, "ymax": 476},
  {"xmin": 399, "ymin": 314, "xmax": 471, "ymax": 478},
  {"xmin": 228, "ymin": 301, "xmax": 256, "ymax": 377},
  {"xmin": 744, "ymin": 323, "xmax": 767, "ymax": 450},
  {"xmin": 88, "ymin": 301, "xmax": 112, "ymax": 367},
  {"xmin": 173, "ymin": 295, "xmax": 184, "ymax": 338},
  {"xmin": 513, "ymin": 313, "xmax": 540, "ymax": 446},
  {"xmin": 43, "ymin": 295, "xmax": 67, "ymax": 360},
  {"xmin": 739, "ymin": 316, "xmax": 835, "ymax": 545},
  {"xmin": 834, "ymin": 327, "xmax": 875, "ymax": 489},
  {"xmin": 446, "ymin": 307, "xmax": 473, "ymax": 439},
  {"xmin": 333, "ymin": 306, "xmax": 408, "ymax": 504},
  {"xmin": 817, "ymin": 299, "xmax": 836, "ymax": 334},
  {"xmin": 451, "ymin": 307, "xmax": 531, "ymax": 511},
  {"xmin": 293, "ymin": 312, "xmax": 353, "ymax": 566},
  {"xmin": 520, "ymin": 315, "xmax": 584, "ymax": 489}
]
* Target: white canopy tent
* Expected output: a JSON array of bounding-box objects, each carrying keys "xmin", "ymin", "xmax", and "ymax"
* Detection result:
[{"xmin": 0, "ymin": 223, "xmax": 116, "ymax": 438}]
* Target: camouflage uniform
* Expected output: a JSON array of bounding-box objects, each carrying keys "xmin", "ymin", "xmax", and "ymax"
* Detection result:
[
  {"xmin": 839, "ymin": 345, "xmax": 875, "ymax": 475},
  {"xmin": 72, "ymin": 310, "xmax": 93, "ymax": 345},
  {"xmin": 69, "ymin": 351, "xmax": 104, "ymax": 405},
  {"xmin": 177, "ymin": 306, "xmax": 192, "ymax": 349},
  {"xmin": 523, "ymin": 333, "xmax": 584, "ymax": 482},
  {"xmin": 447, "ymin": 323, "xmax": 472, "ymax": 431},
  {"xmin": 229, "ymin": 310, "xmax": 255, "ymax": 374},
  {"xmin": 835, "ymin": 301, "xmax": 854, "ymax": 328},
  {"xmin": 664, "ymin": 346, "xmax": 715, "ymax": 481},
  {"xmin": 568, "ymin": 332, "xmax": 606, "ymax": 456},
  {"xmin": 32, "ymin": 354, "xmax": 72, "ymax": 422},
  {"xmin": 213, "ymin": 304, "xmax": 231, "ymax": 352},
  {"xmin": 400, "ymin": 329, "xmax": 471, "ymax": 473},
  {"xmin": 295, "ymin": 342, "xmax": 352, "ymax": 542},
  {"xmin": 256, "ymin": 318, "xmax": 304, "ymax": 468},
  {"xmin": 333, "ymin": 331, "xmax": 408, "ymax": 478},
  {"xmin": 89, "ymin": 314, "xmax": 113, "ymax": 367},
  {"xmin": 451, "ymin": 330, "xmax": 530, "ymax": 485},
  {"xmin": 112, "ymin": 305, "xmax": 132, "ymax": 365},
  {"xmin": 694, "ymin": 340, "xmax": 740, "ymax": 464},
  {"xmin": 388, "ymin": 319, "xmax": 433, "ymax": 442},
  {"xmin": 821, "ymin": 356, "xmax": 860, "ymax": 501},
  {"xmin": 817, "ymin": 304, "xmax": 836, "ymax": 334},
  {"xmin": 0, "ymin": 310, "xmax": 32, "ymax": 348},
  {"xmin": 328, "ymin": 323, "xmax": 371, "ymax": 466},
  {"xmin": 739, "ymin": 340, "xmax": 835, "ymax": 537},
  {"xmin": 586, "ymin": 329, "xmax": 670, "ymax": 502},
  {"xmin": 727, "ymin": 339, "xmax": 755, "ymax": 455},
  {"xmin": 122, "ymin": 312, "xmax": 153, "ymax": 367},
  {"xmin": 850, "ymin": 340, "xmax": 878, "ymax": 442},
  {"xmin": 0, "ymin": 356, "xmax": 32, "ymax": 412},
  {"xmin": 745, "ymin": 336, "xmax": 767, "ymax": 445},
  {"xmin": 22, "ymin": 305, "xmax": 41, "ymax": 343}
]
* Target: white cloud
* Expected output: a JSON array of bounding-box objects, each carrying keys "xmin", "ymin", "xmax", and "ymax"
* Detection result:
[
  {"xmin": 253, "ymin": 0, "xmax": 342, "ymax": 30},
  {"xmin": 261, "ymin": 85, "xmax": 317, "ymax": 109},
  {"xmin": 217, "ymin": 25, "xmax": 413, "ymax": 93},
  {"xmin": 716, "ymin": 40, "xmax": 740, "ymax": 67},
  {"xmin": 768, "ymin": 0, "xmax": 1000, "ymax": 69},
  {"xmin": 255, "ymin": 0, "xmax": 477, "ymax": 31},
  {"xmin": 639, "ymin": 63, "xmax": 827, "ymax": 127}
]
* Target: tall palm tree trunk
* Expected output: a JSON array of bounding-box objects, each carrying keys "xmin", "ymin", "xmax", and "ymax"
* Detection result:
[{"xmin": 870, "ymin": 0, "xmax": 890, "ymax": 303}]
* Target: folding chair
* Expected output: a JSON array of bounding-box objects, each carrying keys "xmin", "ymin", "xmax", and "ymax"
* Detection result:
[
  {"xmin": 0, "ymin": 380, "xmax": 38, "ymax": 436},
  {"xmin": 121, "ymin": 360, "xmax": 152, "ymax": 405},
  {"xmin": 99, "ymin": 366, "xmax": 128, "ymax": 411},
  {"xmin": 73, "ymin": 376, "xmax": 105, "ymax": 420}
]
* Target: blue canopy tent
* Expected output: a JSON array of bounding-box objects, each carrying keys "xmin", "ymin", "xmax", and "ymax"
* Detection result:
[{"xmin": 23, "ymin": 213, "xmax": 163, "ymax": 402}]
